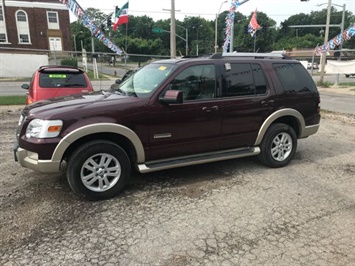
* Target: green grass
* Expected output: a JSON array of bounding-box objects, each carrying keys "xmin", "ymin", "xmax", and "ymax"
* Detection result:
[
  {"xmin": 317, "ymin": 81, "xmax": 333, "ymax": 88},
  {"xmin": 0, "ymin": 95, "xmax": 26, "ymax": 105},
  {"xmin": 86, "ymin": 70, "xmax": 110, "ymax": 80},
  {"xmin": 339, "ymin": 82, "xmax": 355, "ymax": 87}
]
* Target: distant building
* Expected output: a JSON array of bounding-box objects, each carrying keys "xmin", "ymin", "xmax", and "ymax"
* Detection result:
[{"xmin": 0, "ymin": 0, "xmax": 71, "ymax": 53}]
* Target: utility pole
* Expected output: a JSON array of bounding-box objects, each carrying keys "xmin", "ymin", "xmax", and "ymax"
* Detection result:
[
  {"xmin": 319, "ymin": 0, "xmax": 332, "ymax": 84},
  {"xmin": 91, "ymin": 36, "xmax": 98, "ymax": 79},
  {"xmin": 336, "ymin": 3, "xmax": 346, "ymax": 85},
  {"xmin": 215, "ymin": 0, "xmax": 227, "ymax": 53},
  {"xmin": 170, "ymin": 0, "xmax": 176, "ymax": 58},
  {"xmin": 163, "ymin": 0, "xmax": 178, "ymax": 58}
]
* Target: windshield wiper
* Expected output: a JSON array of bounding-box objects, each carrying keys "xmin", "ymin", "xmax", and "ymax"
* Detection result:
[
  {"xmin": 113, "ymin": 87, "xmax": 126, "ymax": 96},
  {"xmin": 127, "ymin": 91, "xmax": 137, "ymax": 97},
  {"xmin": 62, "ymin": 83, "xmax": 85, "ymax": 87}
]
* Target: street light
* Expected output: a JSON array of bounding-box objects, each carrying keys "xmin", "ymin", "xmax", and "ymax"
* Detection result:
[
  {"xmin": 215, "ymin": 0, "xmax": 227, "ymax": 53},
  {"xmin": 176, "ymin": 24, "xmax": 188, "ymax": 56},
  {"xmin": 193, "ymin": 25, "xmax": 202, "ymax": 56},
  {"xmin": 317, "ymin": 2, "xmax": 346, "ymax": 84}
]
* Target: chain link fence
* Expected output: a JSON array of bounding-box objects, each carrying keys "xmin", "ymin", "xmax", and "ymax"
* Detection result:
[{"xmin": 1, "ymin": 47, "xmax": 354, "ymax": 78}]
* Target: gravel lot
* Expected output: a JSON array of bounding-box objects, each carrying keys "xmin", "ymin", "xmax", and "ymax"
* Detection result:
[{"xmin": 1, "ymin": 106, "xmax": 354, "ymax": 265}]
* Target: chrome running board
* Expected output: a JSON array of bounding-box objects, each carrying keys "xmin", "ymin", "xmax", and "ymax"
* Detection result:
[{"xmin": 137, "ymin": 147, "xmax": 260, "ymax": 173}]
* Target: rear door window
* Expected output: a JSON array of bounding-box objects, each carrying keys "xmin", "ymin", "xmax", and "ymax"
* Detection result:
[
  {"xmin": 273, "ymin": 63, "xmax": 317, "ymax": 93},
  {"xmin": 222, "ymin": 63, "xmax": 267, "ymax": 97},
  {"xmin": 39, "ymin": 72, "xmax": 87, "ymax": 88}
]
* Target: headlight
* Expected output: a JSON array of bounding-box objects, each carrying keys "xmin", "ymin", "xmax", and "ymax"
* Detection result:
[
  {"xmin": 18, "ymin": 115, "xmax": 24, "ymax": 126},
  {"xmin": 25, "ymin": 119, "xmax": 63, "ymax": 139}
]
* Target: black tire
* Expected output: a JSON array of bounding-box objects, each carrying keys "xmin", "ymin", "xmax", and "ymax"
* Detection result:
[
  {"xmin": 258, "ymin": 123, "xmax": 297, "ymax": 168},
  {"xmin": 345, "ymin": 74, "xmax": 350, "ymax": 78},
  {"xmin": 67, "ymin": 140, "xmax": 131, "ymax": 200}
]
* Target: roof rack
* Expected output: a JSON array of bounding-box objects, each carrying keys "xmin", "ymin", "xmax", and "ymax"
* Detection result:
[
  {"xmin": 210, "ymin": 52, "xmax": 289, "ymax": 59},
  {"xmin": 182, "ymin": 54, "xmax": 213, "ymax": 59}
]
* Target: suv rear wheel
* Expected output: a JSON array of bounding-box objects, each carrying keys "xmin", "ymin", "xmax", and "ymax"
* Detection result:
[
  {"xmin": 258, "ymin": 123, "xmax": 297, "ymax": 168},
  {"xmin": 67, "ymin": 140, "xmax": 131, "ymax": 200}
]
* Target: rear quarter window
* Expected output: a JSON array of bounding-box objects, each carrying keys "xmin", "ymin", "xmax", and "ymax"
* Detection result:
[
  {"xmin": 39, "ymin": 72, "xmax": 88, "ymax": 88},
  {"xmin": 273, "ymin": 63, "xmax": 317, "ymax": 93}
]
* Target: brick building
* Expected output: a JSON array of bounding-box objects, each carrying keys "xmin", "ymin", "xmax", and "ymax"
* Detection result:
[{"xmin": 0, "ymin": 0, "xmax": 71, "ymax": 53}]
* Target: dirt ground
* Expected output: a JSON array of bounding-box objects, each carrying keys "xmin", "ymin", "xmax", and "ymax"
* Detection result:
[{"xmin": 1, "ymin": 104, "xmax": 355, "ymax": 265}]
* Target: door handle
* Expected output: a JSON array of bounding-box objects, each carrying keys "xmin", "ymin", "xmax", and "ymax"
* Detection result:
[
  {"xmin": 202, "ymin": 106, "xmax": 219, "ymax": 112},
  {"xmin": 261, "ymin": 100, "xmax": 274, "ymax": 106}
]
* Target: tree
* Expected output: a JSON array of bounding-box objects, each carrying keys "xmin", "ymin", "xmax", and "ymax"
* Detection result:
[
  {"xmin": 70, "ymin": 7, "xmax": 355, "ymax": 57},
  {"xmin": 235, "ymin": 11, "xmax": 277, "ymax": 52}
]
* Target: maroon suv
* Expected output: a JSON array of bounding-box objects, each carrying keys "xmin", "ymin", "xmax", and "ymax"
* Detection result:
[{"xmin": 14, "ymin": 53, "xmax": 320, "ymax": 200}]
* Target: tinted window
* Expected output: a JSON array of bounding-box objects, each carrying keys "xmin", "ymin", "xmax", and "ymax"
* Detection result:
[
  {"xmin": 164, "ymin": 64, "xmax": 216, "ymax": 101},
  {"xmin": 273, "ymin": 63, "xmax": 317, "ymax": 93},
  {"xmin": 39, "ymin": 72, "xmax": 87, "ymax": 88},
  {"xmin": 252, "ymin": 64, "xmax": 267, "ymax": 95},
  {"xmin": 222, "ymin": 63, "xmax": 267, "ymax": 97}
]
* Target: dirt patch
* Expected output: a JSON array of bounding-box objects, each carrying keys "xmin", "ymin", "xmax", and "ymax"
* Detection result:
[
  {"xmin": 318, "ymin": 86, "xmax": 355, "ymax": 96},
  {"xmin": 321, "ymin": 110, "xmax": 355, "ymax": 125}
]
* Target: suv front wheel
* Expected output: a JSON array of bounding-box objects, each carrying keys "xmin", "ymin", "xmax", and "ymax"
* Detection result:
[
  {"xmin": 258, "ymin": 123, "xmax": 297, "ymax": 168},
  {"xmin": 67, "ymin": 140, "xmax": 131, "ymax": 200}
]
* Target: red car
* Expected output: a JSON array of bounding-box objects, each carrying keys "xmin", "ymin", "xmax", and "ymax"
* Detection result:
[{"xmin": 22, "ymin": 65, "xmax": 94, "ymax": 105}]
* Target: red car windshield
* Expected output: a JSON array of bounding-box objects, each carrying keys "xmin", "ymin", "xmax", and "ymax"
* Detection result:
[{"xmin": 39, "ymin": 72, "xmax": 88, "ymax": 88}]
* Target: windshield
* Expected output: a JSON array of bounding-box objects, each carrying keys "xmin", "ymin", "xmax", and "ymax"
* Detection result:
[{"xmin": 118, "ymin": 63, "xmax": 176, "ymax": 98}]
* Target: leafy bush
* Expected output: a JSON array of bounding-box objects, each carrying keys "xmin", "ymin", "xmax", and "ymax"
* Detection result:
[{"xmin": 61, "ymin": 58, "xmax": 78, "ymax": 67}]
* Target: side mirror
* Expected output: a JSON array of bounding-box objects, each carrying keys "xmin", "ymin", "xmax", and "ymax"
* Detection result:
[
  {"xmin": 159, "ymin": 90, "xmax": 183, "ymax": 104},
  {"xmin": 21, "ymin": 84, "xmax": 29, "ymax": 90},
  {"xmin": 115, "ymin": 79, "xmax": 122, "ymax": 85}
]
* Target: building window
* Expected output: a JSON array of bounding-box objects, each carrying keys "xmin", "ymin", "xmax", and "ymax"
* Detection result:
[
  {"xmin": 17, "ymin": 11, "xmax": 27, "ymax": 22},
  {"xmin": 49, "ymin": 37, "xmax": 62, "ymax": 51},
  {"xmin": 19, "ymin": 34, "xmax": 29, "ymax": 43},
  {"xmin": 0, "ymin": 6, "xmax": 4, "ymax": 21},
  {"xmin": 48, "ymin": 12, "xmax": 58, "ymax": 23},
  {"xmin": 0, "ymin": 33, "xmax": 6, "ymax": 42},
  {"xmin": 16, "ymin": 10, "xmax": 31, "ymax": 44},
  {"xmin": 47, "ymin": 12, "xmax": 59, "ymax": 30}
]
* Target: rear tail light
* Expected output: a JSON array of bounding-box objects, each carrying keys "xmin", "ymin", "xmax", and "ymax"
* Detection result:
[
  {"xmin": 317, "ymin": 96, "xmax": 321, "ymax": 113},
  {"xmin": 26, "ymin": 96, "xmax": 33, "ymax": 105}
]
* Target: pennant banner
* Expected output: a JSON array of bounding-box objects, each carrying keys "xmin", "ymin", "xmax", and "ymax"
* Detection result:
[
  {"xmin": 315, "ymin": 23, "xmax": 355, "ymax": 55},
  {"xmin": 58, "ymin": 0, "xmax": 123, "ymax": 55},
  {"xmin": 223, "ymin": 0, "xmax": 240, "ymax": 53}
]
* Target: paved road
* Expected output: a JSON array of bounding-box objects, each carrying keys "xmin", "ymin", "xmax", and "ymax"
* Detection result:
[{"xmin": 320, "ymin": 92, "xmax": 355, "ymax": 115}]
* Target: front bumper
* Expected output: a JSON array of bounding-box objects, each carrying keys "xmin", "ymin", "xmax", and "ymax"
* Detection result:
[{"xmin": 14, "ymin": 144, "xmax": 62, "ymax": 173}]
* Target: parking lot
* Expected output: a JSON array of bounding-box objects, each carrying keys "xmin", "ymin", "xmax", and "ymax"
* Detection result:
[{"xmin": 1, "ymin": 107, "xmax": 354, "ymax": 265}]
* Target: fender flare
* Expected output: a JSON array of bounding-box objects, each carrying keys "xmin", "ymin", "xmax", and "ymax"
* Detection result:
[
  {"xmin": 254, "ymin": 109, "xmax": 305, "ymax": 146},
  {"xmin": 51, "ymin": 123, "xmax": 145, "ymax": 163}
]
